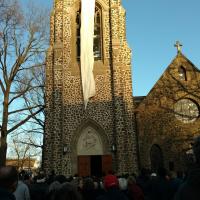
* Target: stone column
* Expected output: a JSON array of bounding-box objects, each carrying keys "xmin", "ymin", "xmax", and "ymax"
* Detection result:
[
  {"xmin": 51, "ymin": 0, "xmax": 64, "ymax": 174},
  {"xmin": 109, "ymin": 0, "xmax": 138, "ymax": 174}
]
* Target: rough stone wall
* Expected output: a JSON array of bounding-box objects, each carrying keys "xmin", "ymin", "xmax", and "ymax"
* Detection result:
[
  {"xmin": 136, "ymin": 53, "xmax": 200, "ymax": 171},
  {"xmin": 44, "ymin": 0, "xmax": 138, "ymax": 176}
]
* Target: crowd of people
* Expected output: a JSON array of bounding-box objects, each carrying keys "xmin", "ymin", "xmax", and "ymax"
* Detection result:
[{"xmin": 0, "ymin": 137, "xmax": 200, "ymax": 200}]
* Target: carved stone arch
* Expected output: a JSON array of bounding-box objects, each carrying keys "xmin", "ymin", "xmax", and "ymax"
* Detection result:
[
  {"xmin": 71, "ymin": 119, "xmax": 110, "ymax": 174},
  {"xmin": 73, "ymin": 0, "xmax": 109, "ymax": 11},
  {"xmin": 72, "ymin": 118, "xmax": 109, "ymax": 153},
  {"xmin": 95, "ymin": 0, "xmax": 109, "ymax": 12},
  {"xmin": 77, "ymin": 126, "xmax": 103, "ymax": 155}
]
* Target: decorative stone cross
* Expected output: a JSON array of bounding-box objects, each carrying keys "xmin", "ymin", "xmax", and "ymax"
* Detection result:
[{"xmin": 174, "ymin": 41, "xmax": 183, "ymax": 54}]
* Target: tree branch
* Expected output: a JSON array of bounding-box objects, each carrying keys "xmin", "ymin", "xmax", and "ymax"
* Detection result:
[
  {"xmin": 14, "ymin": 141, "xmax": 42, "ymax": 148},
  {"xmin": 0, "ymin": 78, "xmax": 5, "ymax": 94},
  {"xmin": 7, "ymin": 107, "xmax": 43, "ymax": 134},
  {"xmin": 8, "ymin": 105, "xmax": 43, "ymax": 115}
]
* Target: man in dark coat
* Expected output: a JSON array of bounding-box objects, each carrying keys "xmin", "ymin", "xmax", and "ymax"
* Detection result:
[
  {"xmin": 29, "ymin": 172, "xmax": 48, "ymax": 200},
  {"xmin": 148, "ymin": 167, "xmax": 172, "ymax": 200},
  {"xmin": 0, "ymin": 166, "xmax": 18, "ymax": 200}
]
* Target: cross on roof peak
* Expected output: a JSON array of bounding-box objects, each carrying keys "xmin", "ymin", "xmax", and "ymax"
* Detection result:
[{"xmin": 174, "ymin": 41, "xmax": 183, "ymax": 54}]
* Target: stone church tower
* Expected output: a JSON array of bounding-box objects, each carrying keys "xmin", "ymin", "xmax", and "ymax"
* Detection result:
[{"xmin": 43, "ymin": 0, "xmax": 138, "ymax": 176}]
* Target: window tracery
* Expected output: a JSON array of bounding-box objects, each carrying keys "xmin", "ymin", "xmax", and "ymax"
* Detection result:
[
  {"xmin": 174, "ymin": 99, "xmax": 199, "ymax": 123},
  {"xmin": 76, "ymin": 4, "xmax": 102, "ymax": 60}
]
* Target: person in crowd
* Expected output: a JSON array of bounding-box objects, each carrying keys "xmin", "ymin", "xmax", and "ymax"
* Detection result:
[
  {"xmin": 23, "ymin": 174, "xmax": 32, "ymax": 188},
  {"xmin": 14, "ymin": 174, "xmax": 30, "ymax": 200},
  {"xmin": 93, "ymin": 176, "xmax": 105, "ymax": 197},
  {"xmin": 29, "ymin": 171, "xmax": 48, "ymax": 200},
  {"xmin": 46, "ymin": 180, "xmax": 61, "ymax": 200},
  {"xmin": 18, "ymin": 170, "xmax": 26, "ymax": 181},
  {"xmin": 97, "ymin": 174, "xmax": 128, "ymax": 200},
  {"xmin": 46, "ymin": 174, "xmax": 69, "ymax": 200},
  {"xmin": 54, "ymin": 174, "xmax": 68, "ymax": 184},
  {"xmin": 168, "ymin": 171, "xmax": 182, "ymax": 199},
  {"xmin": 127, "ymin": 176, "xmax": 144, "ymax": 200},
  {"xmin": 81, "ymin": 177, "xmax": 99, "ymax": 200},
  {"xmin": 136, "ymin": 168, "xmax": 151, "ymax": 196},
  {"xmin": 70, "ymin": 174, "xmax": 79, "ymax": 188},
  {"xmin": 47, "ymin": 170, "xmax": 56, "ymax": 185},
  {"xmin": 174, "ymin": 136, "xmax": 200, "ymax": 200},
  {"xmin": 143, "ymin": 172, "xmax": 157, "ymax": 199},
  {"xmin": 54, "ymin": 182, "xmax": 82, "ymax": 200},
  {"xmin": 118, "ymin": 174, "xmax": 128, "ymax": 193},
  {"xmin": 0, "ymin": 166, "xmax": 18, "ymax": 200},
  {"xmin": 77, "ymin": 177, "xmax": 84, "ymax": 192},
  {"xmin": 148, "ymin": 167, "xmax": 172, "ymax": 200}
]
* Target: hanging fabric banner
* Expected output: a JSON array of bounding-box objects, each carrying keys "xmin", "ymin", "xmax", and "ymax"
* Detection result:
[{"xmin": 81, "ymin": 0, "xmax": 96, "ymax": 109}]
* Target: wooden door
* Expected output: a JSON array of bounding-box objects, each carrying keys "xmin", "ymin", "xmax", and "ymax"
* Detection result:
[
  {"xmin": 78, "ymin": 156, "xmax": 90, "ymax": 177},
  {"xmin": 102, "ymin": 155, "xmax": 112, "ymax": 175}
]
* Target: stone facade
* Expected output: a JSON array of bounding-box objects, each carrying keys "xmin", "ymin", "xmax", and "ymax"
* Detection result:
[
  {"xmin": 136, "ymin": 53, "xmax": 200, "ymax": 172},
  {"xmin": 43, "ymin": 0, "xmax": 138, "ymax": 176}
]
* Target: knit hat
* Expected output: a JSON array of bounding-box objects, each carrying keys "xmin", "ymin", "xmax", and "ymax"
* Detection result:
[{"xmin": 104, "ymin": 175, "xmax": 119, "ymax": 189}]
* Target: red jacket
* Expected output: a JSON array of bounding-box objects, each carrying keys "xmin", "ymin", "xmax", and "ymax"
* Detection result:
[{"xmin": 127, "ymin": 183, "xmax": 144, "ymax": 200}]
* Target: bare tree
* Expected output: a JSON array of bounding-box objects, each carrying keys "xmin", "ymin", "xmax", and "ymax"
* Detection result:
[
  {"xmin": 10, "ymin": 138, "xmax": 30, "ymax": 170},
  {"xmin": 8, "ymin": 135, "xmax": 41, "ymax": 170},
  {"xmin": 0, "ymin": 0, "xmax": 49, "ymax": 166}
]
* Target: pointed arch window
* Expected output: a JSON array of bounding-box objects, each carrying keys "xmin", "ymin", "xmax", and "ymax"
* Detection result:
[
  {"xmin": 178, "ymin": 66, "xmax": 187, "ymax": 81},
  {"xmin": 150, "ymin": 144, "xmax": 164, "ymax": 172},
  {"xmin": 76, "ymin": 4, "xmax": 102, "ymax": 61}
]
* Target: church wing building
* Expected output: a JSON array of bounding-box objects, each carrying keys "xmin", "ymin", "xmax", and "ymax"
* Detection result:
[
  {"xmin": 136, "ymin": 52, "xmax": 200, "ymax": 172},
  {"xmin": 43, "ymin": 0, "xmax": 138, "ymax": 176}
]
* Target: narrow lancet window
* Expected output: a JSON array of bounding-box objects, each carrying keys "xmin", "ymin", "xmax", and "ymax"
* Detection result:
[
  {"xmin": 76, "ymin": 4, "xmax": 102, "ymax": 60},
  {"xmin": 76, "ymin": 10, "xmax": 81, "ymax": 59},
  {"xmin": 93, "ymin": 5, "xmax": 102, "ymax": 60},
  {"xmin": 178, "ymin": 66, "xmax": 187, "ymax": 81}
]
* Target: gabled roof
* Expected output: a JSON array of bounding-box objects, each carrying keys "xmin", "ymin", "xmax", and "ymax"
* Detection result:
[
  {"xmin": 137, "ymin": 52, "xmax": 200, "ymax": 107},
  {"xmin": 177, "ymin": 52, "xmax": 200, "ymax": 72}
]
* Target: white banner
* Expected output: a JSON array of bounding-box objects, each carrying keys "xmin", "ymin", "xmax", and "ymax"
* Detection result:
[{"xmin": 81, "ymin": 0, "xmax": 96, "ymax": 109}]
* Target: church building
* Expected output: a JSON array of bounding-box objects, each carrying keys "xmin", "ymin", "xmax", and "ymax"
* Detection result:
[
  {"xmin": 43, "ymin": 0, "xmax": 200, "ymax": 176},
  {"xmin": 135, "ymin": 46, "xmax": 200, "ymax": 172},
  {"xmin": 43, "ymin": 0, "xmax": 138, "ymax": 176}
]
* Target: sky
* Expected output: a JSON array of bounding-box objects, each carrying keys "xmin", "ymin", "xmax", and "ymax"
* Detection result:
[{"xmin": 27, "ymin": 0, "xmax": 200, "ymax": 96}]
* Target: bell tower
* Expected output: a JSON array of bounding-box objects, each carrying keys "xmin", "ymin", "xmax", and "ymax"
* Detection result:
[{"xmin": 44, "ymin": 0, "xmax": 138, "ymax": 176}]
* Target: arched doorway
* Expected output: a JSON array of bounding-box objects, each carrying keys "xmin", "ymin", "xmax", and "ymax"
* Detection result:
[
  {"xmin": 76, "ymin": 124, "xmax": 112, "ymax": 177},
  {"xmin": 150, "ymin": 144, "xmax": 164, "ymax": 172}
]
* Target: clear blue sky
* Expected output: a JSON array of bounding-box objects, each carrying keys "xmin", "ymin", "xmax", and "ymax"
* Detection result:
[{"xmin": 29, "ymin": 0, "xmax": 200, "ymax": 96}]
